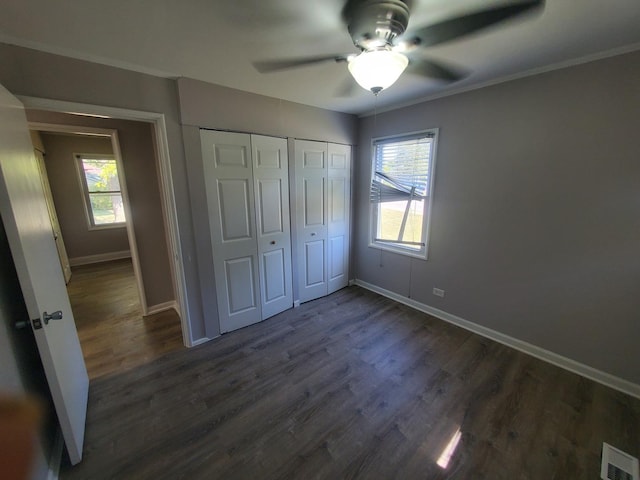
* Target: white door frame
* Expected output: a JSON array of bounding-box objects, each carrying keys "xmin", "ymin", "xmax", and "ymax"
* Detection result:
[
  {"xmin": 19, "ymin": 96, "xmax": 192, "ymax": 346},
  {"xmin": 28, "ymin": 122, "xmax": 149, "ymax": 316}
]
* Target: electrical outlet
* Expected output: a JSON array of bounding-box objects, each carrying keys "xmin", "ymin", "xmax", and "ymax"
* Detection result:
[{"xmin": 433, "ymin": 288, "xmax": 445, "ymax": 298}]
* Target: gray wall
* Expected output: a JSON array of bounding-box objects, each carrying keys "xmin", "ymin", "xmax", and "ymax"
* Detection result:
[
  {"xmin": 0, "ymin": 220, "xmax": 55, "ymax": 480},
  {"xmin": 31, "ymin": 112, "xmax": 175, "ymax": 308},
  {"xmin": 0, "ymin": 43, "xmax": 206, "ymax": 341},
  {"xmin": 2, "ymin": 41, "xmax": 637, "ymax": 386},
  {"xmin": 0, "ymin": 43, "xmax": 358, "ymax": 342},
  {"xmin": 354, "ymin": 50, "xmax": 640, "ymax": 385},
  {"xmin": 178, "ymin": 78, "xmax": 357, "ymax": 144},
  {"xmin": 178, "ymin": 78, "xmax": 358, "ymax": 338},
  {"xmin": 39, "ymin": 133, "xmax": 130, "ymax": 260}
]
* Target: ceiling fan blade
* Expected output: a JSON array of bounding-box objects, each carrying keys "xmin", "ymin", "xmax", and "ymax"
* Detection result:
[
  {"xmin": 253, "ymin": 54, "xmax": 350, "ymax": 73},
  {"xmin": 406, "ymin": 58, "xmax": 468, "ymax": 82},
  {"xmin": 401, "ymin": 0, "xmax": 544, "ymax": 48}
]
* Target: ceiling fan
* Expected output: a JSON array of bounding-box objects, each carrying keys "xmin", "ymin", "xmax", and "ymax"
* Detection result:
[{"xmin": 253, "ymin": 0, "xmax": 545, "ymax": 95}]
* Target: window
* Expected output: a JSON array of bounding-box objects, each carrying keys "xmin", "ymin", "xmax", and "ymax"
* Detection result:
[
  {"xmin": 76, "ymin": 155, "xmax": 126, "ymax": 228},
  {"xmin": 370, "ymin": 129, "xmax": 438, "ymax": 259}
]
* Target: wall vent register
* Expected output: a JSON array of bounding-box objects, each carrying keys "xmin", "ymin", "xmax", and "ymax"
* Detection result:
[{"xmin": 601, "ymin": 443, "xmax": 639, "ymax": 480}]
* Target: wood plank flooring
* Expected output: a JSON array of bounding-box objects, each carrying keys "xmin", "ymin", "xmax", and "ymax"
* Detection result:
[
  {"xmin": 60, "ymin": 286, "xmax": 640, "ymax": 479},
  {"xmin": 67, "ymin": 259, "xmax": 184, "ymax": 380}
]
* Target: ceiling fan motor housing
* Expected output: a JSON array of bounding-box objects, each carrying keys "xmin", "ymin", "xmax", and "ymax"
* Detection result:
[{"xmin": 346, "ymin": 0, "xmax": 410, "ymax": 50}]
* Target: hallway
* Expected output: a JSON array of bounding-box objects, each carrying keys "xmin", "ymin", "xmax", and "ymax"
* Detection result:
[{"xmin": 67, "ymin": 259, "xmax": 184, "ymax": 379}]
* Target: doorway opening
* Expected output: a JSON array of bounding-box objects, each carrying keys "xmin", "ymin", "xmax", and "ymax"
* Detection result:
[
  {"xmin": 28, "ymin": 114, "xmax": 184, "ymax": 379},
  {"xmin": 66, "ymin": 259, "xmax": 183, "ymax": 379}
]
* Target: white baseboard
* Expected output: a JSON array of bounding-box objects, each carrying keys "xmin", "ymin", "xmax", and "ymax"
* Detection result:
[
  {"xmin": 355, "ymin": 279, "xmax": 640, "ymax": 400},
  {"xmin": 46, "ymin": 429, "xmax": 64, "ymax": 480},
  {"xmin": 69, "ymin": 250, "xmax": 131, "ymax": 266},
  {"xmin": 190, "ymin": 336, "xmax": 216, "ymax": 347},
  {"xmin": 145, "ymin": 301, "xmax": 177, "ymax": 316},
  {"xmin": 293, "ymin": 300, "xmax": 301, "ymax": 308}
]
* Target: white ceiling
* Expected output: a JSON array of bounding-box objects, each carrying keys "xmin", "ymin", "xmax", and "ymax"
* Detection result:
[{"xmin": 1, "ymin": 0, "xmax": 639, "ymax": 115}]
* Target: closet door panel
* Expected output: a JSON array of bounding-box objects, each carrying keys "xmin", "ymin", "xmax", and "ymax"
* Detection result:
[
  {"xmin": 217, "ymin": 178, "xmax": 252, "ymax": 240},
  {"xmin": 303, "ymin": 177, "xmax": 325, "ymax": 227},
  {"xmin": 224, "ymin": 256, "xmax": 259, "ymax": 314},
  {"xmin": 327, "ymin": 143, "xmax": 351, "ymax": 294},
  {"xmin": 305, "ymin": 240, "xmax": 325, "ymax": 286},
  {"xmin": 295, "ymin": 140, "xmax": 329, "ymax": 303},
  {"xmin": 329, "ymin": 235, "xmax": 345, "ymax": 282},
  {"xmin": 261, "ymin": 249, "xmax": 286, "ymax": 302},
  {"xmin": 201, "ymin": 130, "xmax": 262, "ymax": 333},
  {"xmin": 252, "ymin": 135, "xmax": 293, "ymax": 319},
  {"xmin": 257, "ymin": 179, "xmax": 284, "ymax": 234}
]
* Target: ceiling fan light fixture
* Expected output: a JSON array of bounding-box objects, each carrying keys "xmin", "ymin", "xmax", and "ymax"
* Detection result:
[{"xmin": 348, "ymin": 49, "xmax": 409, "ymax": 95}]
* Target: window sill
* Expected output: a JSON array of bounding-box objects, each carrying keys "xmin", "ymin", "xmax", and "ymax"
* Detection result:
[
  {"xmin": 88, "ymin": 223, "xmax": 127, "ymax": 231},
  {"xmin": 368, "ymin": 241, "xmax": 427, "ymax": 260}
]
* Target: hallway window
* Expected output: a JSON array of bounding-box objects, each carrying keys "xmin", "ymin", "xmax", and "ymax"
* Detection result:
[{"xmin": 76, "ymin": 155, "xmax": 126, "ymax": 228}]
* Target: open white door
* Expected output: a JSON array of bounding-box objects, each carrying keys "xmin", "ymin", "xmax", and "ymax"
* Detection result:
[{"xmin": 0, "ymin": 84, "xmax": 88, "ymax": 465}]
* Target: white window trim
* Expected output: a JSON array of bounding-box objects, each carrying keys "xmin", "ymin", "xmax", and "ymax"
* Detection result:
[
  {"xmin": 368, "ymin": 128, "xmax": 439, "ymax": 260},
  {"xmin": 75, "ymin": 153, "xmax": 127, "ymax": 230}
]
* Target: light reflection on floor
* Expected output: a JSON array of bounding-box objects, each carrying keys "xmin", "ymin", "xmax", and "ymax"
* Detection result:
[{"xmin": 437, "ymin": 427, "xmax": 462, "ymax": 469}]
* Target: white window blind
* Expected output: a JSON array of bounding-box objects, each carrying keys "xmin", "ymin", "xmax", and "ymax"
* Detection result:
[{"xmin": 371, "ymin": 133, "xmax": 434, "ymax": 205}]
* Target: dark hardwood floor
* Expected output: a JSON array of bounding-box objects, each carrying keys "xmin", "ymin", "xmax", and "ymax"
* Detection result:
[
  {"xmin": 61, "ymin": 286, "xmax": 639, "ymax": 479},
  {"xmin": 67, "ymin": 259, "xmax": 184, "ymax": 380}
]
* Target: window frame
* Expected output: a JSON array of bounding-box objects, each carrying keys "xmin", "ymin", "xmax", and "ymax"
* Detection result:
[
  {"xmin": 75, "ymin": 153, "xmax": 127, "ymax": 230},
  {"xmin": 368, "ymin": 128, "xmax": 439, "ymax": 260}
]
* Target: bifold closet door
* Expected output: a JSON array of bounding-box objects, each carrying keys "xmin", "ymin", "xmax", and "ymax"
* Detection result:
[
  {"xmin": 295, "ymin": 140, "xmax": 351, "ymax": 303},
  {"xmin": 295, "ymin": 140, "xmax": 329, "ymax": 303},
  {"xmin": 252, "ymin": 134, "xmax": 293, "ymax": 319},
  {"xmin": 201, "ymin": 130, "xmax": 261, "ymax": 333},
  {"xmin": 327, "ymin": 143, "xmax": 351, "ymax": 294}
]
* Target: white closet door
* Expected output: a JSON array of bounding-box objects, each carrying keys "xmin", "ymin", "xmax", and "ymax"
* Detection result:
[
  {"xmin": 295, "ymin": 140, "xmax": 328, "ymax": 303},
  {"xmin": 201, "ymin": 130, "xmax": 261, "ymax": 333},
  {"xmin": 252, "ymin": 135, "xmax": 293, "ymax": 319},
  {"xmin": 327, "ymin": 143, "xmax": 351, "ymax": 294}
]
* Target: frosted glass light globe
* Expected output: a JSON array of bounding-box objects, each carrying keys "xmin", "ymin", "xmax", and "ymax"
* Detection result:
[{"xmin": 348, "ymin": 50, "xmax": 409, "ymax": 94}]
